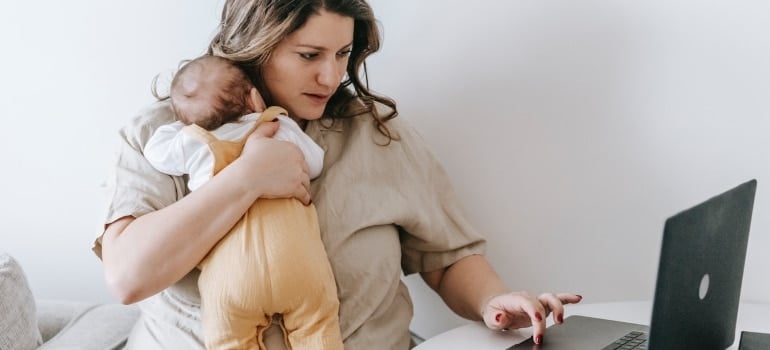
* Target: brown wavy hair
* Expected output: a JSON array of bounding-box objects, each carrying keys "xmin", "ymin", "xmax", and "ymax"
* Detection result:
[{"xmin": 207, "ymin": 0, "xmax": 398, "ymax": 141}]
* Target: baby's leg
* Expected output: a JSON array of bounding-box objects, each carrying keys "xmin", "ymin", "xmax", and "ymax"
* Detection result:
[
  {"xmin": 256, "ymin": 199, "xmax": 343, "ymax": 350},
  {"xmin": 198, "ymin": 290, "xmax": 268, "ymax": 350},
  {"xmin": 198, "ymin": 213, "xmax": 273, "ymax": 350},
  {"xmin": 280, "ymin": 268, "xmax": 343, "ymax": 350}
]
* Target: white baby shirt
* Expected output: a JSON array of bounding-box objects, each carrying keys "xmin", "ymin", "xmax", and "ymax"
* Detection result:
[{"xmin": 144, "ymin": 113, "xmax": 324, "ymax": 191}]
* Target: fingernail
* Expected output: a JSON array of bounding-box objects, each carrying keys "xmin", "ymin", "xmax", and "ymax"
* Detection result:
[
  {"xmin": 535, "ymin": 335, "xmax": 543, "ymax": 344},
  {"xmin": 557, "ymin": 314, "xmax": 564, "ymax": 323},
  {"xmin": 535, "ymin": 312, "xmax": 543, "ymax": 321},
  {"xmin": 577, "ymin": 295, "xmax": 583, "ymax": 300},
  {"xmin": 495, "ymin": 313, "xmax": 502, "ymax": 323}
]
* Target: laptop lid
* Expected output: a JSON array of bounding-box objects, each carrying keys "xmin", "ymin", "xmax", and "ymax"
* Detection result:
[
  {"xmin": 511, "ymin": 179, "xmax": 757, "ymax": 350},
  {"xmin": 648, "ymin": 179, "xmax": 756, "ymax": 349}
]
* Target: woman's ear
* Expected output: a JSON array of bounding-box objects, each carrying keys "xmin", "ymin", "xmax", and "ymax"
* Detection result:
[{"xmin": 247, "ymin": 87, "xmax": 266, "ymax": 113}]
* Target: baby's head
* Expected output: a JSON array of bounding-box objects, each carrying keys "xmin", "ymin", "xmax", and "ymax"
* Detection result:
[{"xmin": 170, "ymin": 55, "xmax": 265, "ymax": 130}]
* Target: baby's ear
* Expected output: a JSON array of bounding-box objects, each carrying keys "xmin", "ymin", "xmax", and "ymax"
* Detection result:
[{"xmin": 247, "ymin": 87, "xmax": 266, "ymax": 112}]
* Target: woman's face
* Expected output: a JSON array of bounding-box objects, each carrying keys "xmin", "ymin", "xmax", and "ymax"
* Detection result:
[{"xmin": 262, "ymin": 9, "xmax": 354, "ymax": 121}]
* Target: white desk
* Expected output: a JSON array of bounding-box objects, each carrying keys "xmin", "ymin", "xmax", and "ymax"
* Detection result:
[{"xmin": 414, "ymin": 301, "xmax": 770, "ymax": 349}]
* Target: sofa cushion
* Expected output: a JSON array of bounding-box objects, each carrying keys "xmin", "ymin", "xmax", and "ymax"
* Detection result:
[
  {"xmin": 36, "ymin": 300, "xmax": 99, "ymax": 343},
  {"xmin": 36, "ymin": 301, "xmax": 140, "ymax": 350},
  {"xmin": 0, "ymin": 253, "xmax": 43, "ymax": 350}
]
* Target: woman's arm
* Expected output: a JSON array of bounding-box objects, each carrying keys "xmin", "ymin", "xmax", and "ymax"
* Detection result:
[
  {"xmin": 102, "ymin": 122, "xmax": 311, "ymax": 304},
  {"xmin": 421, "ymin": 255, "xmax": 509, "ymax": 321},
  {"xmin": 421, "ymin": 254, "xmax": 581, "ymax": 345}
]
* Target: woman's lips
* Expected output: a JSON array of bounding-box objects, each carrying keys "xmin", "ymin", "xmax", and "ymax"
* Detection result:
[{"xmin": 305, "ymin": 93, "xmax": 330, "ymax": 105}]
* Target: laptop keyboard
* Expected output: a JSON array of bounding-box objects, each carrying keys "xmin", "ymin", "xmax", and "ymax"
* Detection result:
[{"xmin": 600, "ymin": 330, "xmax": 648, "ymax": 350}]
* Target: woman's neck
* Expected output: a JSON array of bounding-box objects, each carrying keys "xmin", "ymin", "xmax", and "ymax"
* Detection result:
[{"xmin": 293, "ymin": 117, "xmax": 308, "ymax": 130}]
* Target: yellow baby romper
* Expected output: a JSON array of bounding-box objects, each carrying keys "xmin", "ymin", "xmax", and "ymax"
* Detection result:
[{"xmin": 188, "ymin": 106, "xmax": 343, "ymax": 350}]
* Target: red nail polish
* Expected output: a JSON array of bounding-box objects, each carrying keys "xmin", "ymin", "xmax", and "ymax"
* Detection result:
[
  {"xmin": 536, "ymin": 335, "xmax": 543, "ymax": 344},
  {"xmin": 495, "ymin": 313, "xmax": 502, "ymax": 322},
  {"xmin": 535, "ymin": 312, "xmax": 543, "ymax": 321},
  {"xmin": 557, "ymin": 314, "xmax": 564, "ymax": 323}
]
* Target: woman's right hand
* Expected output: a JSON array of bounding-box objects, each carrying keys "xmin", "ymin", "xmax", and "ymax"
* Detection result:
[{"xmin": 238, "ymin": 120, "xmax": 312, "ymax": 205}]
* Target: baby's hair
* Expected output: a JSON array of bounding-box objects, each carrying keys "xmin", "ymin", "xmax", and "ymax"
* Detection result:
[{"xmin": 169, "ymin": 55, "xmax": 254, "ymax": 130}]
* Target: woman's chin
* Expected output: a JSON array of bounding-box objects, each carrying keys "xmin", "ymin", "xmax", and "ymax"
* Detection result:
[{"xmin": 295, "ymin": 109, "xmax": 325, "ymax": 121}]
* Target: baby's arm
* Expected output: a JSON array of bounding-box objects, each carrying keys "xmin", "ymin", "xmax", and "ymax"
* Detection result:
[
  {"xmin": 274, "ymin": 115, "xmax": 324, "ymax": 179},
  {"xmin": 144, "ymin": 122, "xmax": 193, "ymax": 176}
]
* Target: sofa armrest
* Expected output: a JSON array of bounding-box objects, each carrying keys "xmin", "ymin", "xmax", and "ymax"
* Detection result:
[{"xmin": 36, "ymin": 299, "xmax": 139, "ymax": 350}]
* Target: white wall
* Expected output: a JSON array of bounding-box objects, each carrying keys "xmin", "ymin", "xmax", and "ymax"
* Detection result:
[
  {"xmin": 0, "ymin": 0, "xmax": 224, "ymax": 302},
  {"xmin": 367, "ymin": 0, "xmax": 770, "ymax": 338},
  {"xmin": 1, "ymin": 0, "xmax": 768, "ymax": 341}
]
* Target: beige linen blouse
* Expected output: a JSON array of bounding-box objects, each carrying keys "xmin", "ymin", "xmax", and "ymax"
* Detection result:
[{"xmin": 93, "ymin": 100, "xmax": 486, "ymax": 349}]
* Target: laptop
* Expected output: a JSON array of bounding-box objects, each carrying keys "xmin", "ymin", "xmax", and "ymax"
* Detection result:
[{"xmin": 511, "ymin": 179, "xmax": 757, "ymax": 350}]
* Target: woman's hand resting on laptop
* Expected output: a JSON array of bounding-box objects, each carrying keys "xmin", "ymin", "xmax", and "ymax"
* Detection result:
[{"xmin": 481, "ymin": 292, "xmax": 583, "ymax": 344}]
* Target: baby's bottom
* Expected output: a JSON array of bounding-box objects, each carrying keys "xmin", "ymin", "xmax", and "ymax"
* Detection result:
[{"xmin": 197, "ymin": 199, "xmax": 343, "ymax": 350}]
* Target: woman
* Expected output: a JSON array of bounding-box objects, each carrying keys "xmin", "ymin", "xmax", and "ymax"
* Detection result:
[{"xmin": 95, "ymin": 0, "xmax": 581, "ymax": 348}]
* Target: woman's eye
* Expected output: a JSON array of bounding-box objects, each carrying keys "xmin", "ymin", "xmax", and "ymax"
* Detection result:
[
  {"xmin": 337, "ymin": 50, "xmax": 352, "ymax": 57},
  {"xmin": 299, "ymin": 52, "xmax": 318, "ymax": 60}
]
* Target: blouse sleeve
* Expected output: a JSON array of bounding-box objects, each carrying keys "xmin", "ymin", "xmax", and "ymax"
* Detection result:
[
  {"xmin": 92, "ymin": 101, "xmax": 188, "ymax": 259},
  {"xmin": 387, "ymin": 118, "xmax": 487, "ymax": 275}
]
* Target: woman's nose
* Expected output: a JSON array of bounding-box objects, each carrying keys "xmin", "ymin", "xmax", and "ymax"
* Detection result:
[{"xmin": 316, "ymin": 57, "xmax": 343, "ymax": 88}]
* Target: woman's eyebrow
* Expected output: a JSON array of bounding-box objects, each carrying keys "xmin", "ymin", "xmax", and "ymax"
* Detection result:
[{"xmin": 296, "ymin": 41, "xmax": 354, "ymax": 51}]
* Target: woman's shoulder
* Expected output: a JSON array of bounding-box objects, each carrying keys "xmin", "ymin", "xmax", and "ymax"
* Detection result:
[
  {"xmin": 120, "ymin": 100, "xmax": 177, "ymax": 149},
  {"xmin": 343, "ymin": 100, "xmax": 418, "ymax": 140},
  {"xmin": 333, "ymin": 103, "xmax": 449, "ymax": 180},
  {"xmin": 334, "ymin": 102, "xmax": 435, "ymax": 162}
]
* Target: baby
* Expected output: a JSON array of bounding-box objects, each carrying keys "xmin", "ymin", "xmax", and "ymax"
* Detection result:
[{"xmin": 144, "ymin": 55, "xmax": 342, "ymax": 350}]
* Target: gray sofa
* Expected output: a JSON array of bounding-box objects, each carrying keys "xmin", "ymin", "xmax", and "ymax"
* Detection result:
[
  {"xmin": 35, "ymin": 300, "xmax": 139, "ymax": 350},
  {"xmin": 2, "ymin": 253, "xmax": 424, "ymax": 349},
  {"xmin": 0, "ymin": 253, "xmax": 139, "ymax": 350}
]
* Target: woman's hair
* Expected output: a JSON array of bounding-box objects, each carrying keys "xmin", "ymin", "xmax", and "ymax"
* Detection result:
[{"xmin": 208, "ymin": 0, "xmax": 398, "ymax": 141}]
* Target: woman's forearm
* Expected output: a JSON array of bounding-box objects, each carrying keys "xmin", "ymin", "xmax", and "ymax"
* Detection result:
[
  {"xmin": 102, "ymin": 158, "xmax": 263, "ymax": 304},
  {"xmin": 421, "ymin": 254, "xmax": 510, "ymax": 321}
]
